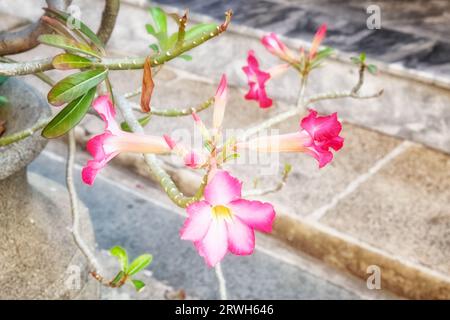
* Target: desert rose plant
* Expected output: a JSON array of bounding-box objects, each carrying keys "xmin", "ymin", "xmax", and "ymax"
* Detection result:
[{"xmin": 0, "ymin": 4, "xmax": 382, "ymax": 297}]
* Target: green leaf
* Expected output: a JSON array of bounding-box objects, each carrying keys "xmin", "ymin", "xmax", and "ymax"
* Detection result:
[
  {"xmin": 350, "ymin": 56, "xmax": 360, "ymax": 65},
  {"xmin": 120, "ymin": 115, "xmax": 151, "ymax": 132},
  {"xmin": 145, "ymin": 24, "xmax": 157, "ymax": 36},
  {"xmin": 42, "ymin": 87, "xmax": 96, "ymax": 138},
  {"xmin": 52, "ymin": 53, "xmax": 93, "ymax": 70},
  {"xmin": 149, "ymin": 7, "xmax": 167, "ymax": 36},
  {"xmin": 48, "ymin": 69, "xmax": 107, "ymax": 106},
  {"xmin": 179, "ymin": 54, "xmax": 192, "ymax": 61},
  {"xmin": 184, "ymin": 23, "xmax": 217, "ymax": 42},
  {"xmin": 149, "ymin": 43, "xmax": 159, "ymax": 53},
  {"xmin": 0, "ymin": 96, "xmax": 7, "ymax": 106},
  {"xmin": 110, "ymin": 271, "xmax": 125, "ymax": 286},
  {"xmin": 131, "ymin": 279, "xmax": 146, "ymax": 292},
  {"xmin": 127, "ymin": 254, "xmax": 152, "ymax": 276},
  {"xmin": 0, "ymin": 76, "xmax": 8, "ymax": 86},
  {"xmin": 313, "ymin": 47, "xmax": 334, "ymax": 61},
  {"xmin": 110, "ymin": 246, "xmax": 129, "ymax": 272},
  {"xmin": 367, "ymin": 64, "xmax": 378, "ymax": 75},
  {"xmin": 44, "ymin": 8, "xmax": 105, "ymax": 52},
  {"xmin": 38, "ymin": 34, "xmax": 101, "ymax": 59},
  {"xmin": 359, "ymin": 52, "xmax": 366, "ymax": 63},
  {"xmin": 283, "ymin": 163, "xmax": 292, "ymax": 175}
]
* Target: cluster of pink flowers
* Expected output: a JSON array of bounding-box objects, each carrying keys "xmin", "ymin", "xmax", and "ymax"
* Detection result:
[
  {"xmin": 81, "ymin": 24, "xmax": 344, "ymax": 267},
  {"xmin": 243, "ymin": 24, "xmax": 327, "ymax": 109}
]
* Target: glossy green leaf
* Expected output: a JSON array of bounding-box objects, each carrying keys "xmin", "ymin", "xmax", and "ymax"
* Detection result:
[
  {"xmin": 127, "ymin": 254, "xmax": 152, "ymax": 276},
  {"xmin": 42, "ymin": 87, "xmax": 96, "ymax": 138},
  {"xmin": 38, "ymin": 34, "xmax": 101, "ymax": 58},
  {"xmin": 44, "ymin": 8, "xmax": 105, "ymax": 52},
  {"xmin": 120, "ymin": 115, "xmax": 151, "ymax": 132},
  {"xmin": 131, "ymin": 279, "xmax": 145, "ymax": 292},
  {"xmin": 149, "ymin": 7, "xmax": 167, "ymax": 36},
  {"xmin": 110, "ymin": 246, "xmax": 129, "ymax": 272},
  {"xmin": 48, "ymin": 69, "xmax": 107, "ymax": 106},
  {"xmin": 52, "ymin": 53, "xmax": 93, "ymax": 70}
]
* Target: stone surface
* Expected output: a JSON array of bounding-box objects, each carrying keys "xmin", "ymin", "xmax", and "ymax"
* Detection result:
[
  {"xmin": 0, "ymin": 78, "xmax": 50, "ymax": 179},
  {"xmin": 29, "ymin": 149, "xmax": 377, "ymax": 300},
  {"xmin": 321, "ymin": 144, "xmax": 450, "ymax": 275},
  {"xmin": 0, "ymin": 172, "xmax": 99, "ymax": 299},
  {"xmin": 0, "ymin": 78, "xmax": 98, "ymax": 299}
]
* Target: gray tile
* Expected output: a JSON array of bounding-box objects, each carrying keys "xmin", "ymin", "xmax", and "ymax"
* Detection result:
[{"xmin": 29, "ymin": 151, "xmax": 359, "ymax": 299}]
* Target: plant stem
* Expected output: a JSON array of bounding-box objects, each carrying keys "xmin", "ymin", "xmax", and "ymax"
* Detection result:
[
  {"xmin": 241, "ymin": 65, "xmax": 382, "ymax": 140},
  {"xmin": 0, "ymin": 10, "xmax": 232, "ymax": 77},
  {"xmin": 215, "ymin": 263, "xmax": 228, "ymax": 300},
  {"xmin": 0, "ymin": 117, "xmax": 51, "ymax": 146},
  {"xmin": 66, "ymin": 130, "xmax": 103, "ymax": 274},
  {"xmin": 115, "ymin": 95, "xmax": 204, "ymax": 208}
]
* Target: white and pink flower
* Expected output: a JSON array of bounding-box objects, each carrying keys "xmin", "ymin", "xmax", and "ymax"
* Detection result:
[
  {"xmin": 238, "ymin": 109, "xmax": 344, "ymax": 168},
  {"xmin": 261, "ymin": 33, "xmax": 295, "ymax": 61},
  {"xmin": 180, "ymin": 170, "xmax": 276, "ymax": 267},
  {"xmin": 82, "ymin": 95, "xmax": 169, "ymax": 185}
]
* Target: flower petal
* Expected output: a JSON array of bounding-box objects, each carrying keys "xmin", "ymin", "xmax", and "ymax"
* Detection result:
[
  {"xmin": 180, "ymin": 201, "xmax": 213, "ymax": 241},
  {"xmin": 194, "ymin": 219, "xmax": 228, "ymax": 267},
  {"xmin": 93, "ymin": 95, "xmax": 120, "ymax": 134},
  {"xmin": 204, "ymin": 170, "xmax": 242, "ymax": 206},
  {"xmin": 226, "ymin": 217, "xmax": 255, "ymax": 255},
  {"xmin": 213, "ymin": 74, "xmax": 228, "ymax": 129},
  {"xmin": 81, "ymin": 163, "xmax": 100, "ymax": 186},
  {"xmin": 228, "ymin": 199, "xmax": 275, "ymax": 233},
  {"xmin": 300, "ymin": 109, "xmax": 342, "ymax": 142},
  {"xmin": 86, "ymin": 132, "xmax": 111, "ymax": 161}
]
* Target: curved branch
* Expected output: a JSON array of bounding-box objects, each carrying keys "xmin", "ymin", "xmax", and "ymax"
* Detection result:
[
  {"xmin": 0, "ymin": 0, "xmax": 70, "ymax": 55},
  {"xmin": 96, "ymin": 0, "xmax": 120, "ymax": 45}
]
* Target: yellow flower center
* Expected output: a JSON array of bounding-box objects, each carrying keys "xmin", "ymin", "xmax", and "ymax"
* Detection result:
[{"xmin": 211, "ymin": 205, "xmax": 233, "ymax": 220}]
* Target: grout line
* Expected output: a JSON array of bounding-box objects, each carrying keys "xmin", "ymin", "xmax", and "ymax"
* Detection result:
[{"xmin": 306, "ymin": 140, "xmax": 413, "ymax": 221}]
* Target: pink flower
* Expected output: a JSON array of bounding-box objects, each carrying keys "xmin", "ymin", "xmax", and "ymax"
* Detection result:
[
  {"xmin": 261, "ymin": 33, "xmax": 295, "ymax": 61},
  {"xmin": 309, "ymin": 24, "xmax": 327, "ymax": 59},
  {"xmin": 242, "ymin": 50, "xmax": 272, "ymax": 108},
  {"xmin": 212, "ymin": 74, "xmax": 228, "ymax": 130},
  {"xmin": 164, "ymin": 134, "xmax": 207, "ymax": 169},
  {"xmin": 181, "ymin": 170, "xmax": 276, "ymax": 267},
  {"xmin": 82, "ymin": 95, "xmax": 169, "ymax": 185},
  {"xmin": 238, "ymin": 109, "xmax": 344, "ymax": 168}
]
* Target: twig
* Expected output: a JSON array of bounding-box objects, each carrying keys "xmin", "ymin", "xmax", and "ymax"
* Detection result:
[
  {"xmin": 0, "ymin": 10, "xmax": 232, "ymax": 77},
  {"xmin": 0, "ymin": 117, "xmax": 51, "ymax": 146},
  {"xmin": 0, "ymin": 0, "xmax": 69, "ymax": 55},
  {"xmin": 115, "ymin": 95, "xmax": 205, "ymax": 208},
  {"xmin": 66, "ymin": 130, "xmax": 103, "ymax": 274},
  {"xmin": 241, "ymin": 64, "xmax": 382, "ymax": 140},
  {"xmin": 215, "ymin": 263, "xmax": 228, "ymax": 300},
  {"xmin": 243, "ymin": 166, "xmax": 291, "ymax": 197},
  {"xmin": 96, "ymin": 0, "xmax": 120, "ymax": 45},
  {"xmin": 304, "ymin": 89, "xmax": 383, "ymax": 106}
]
